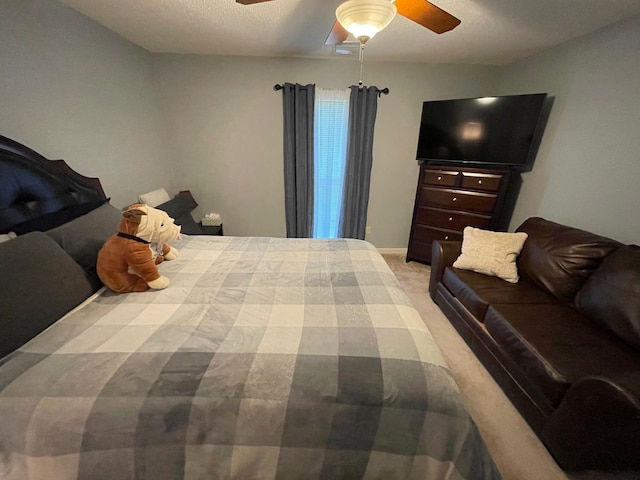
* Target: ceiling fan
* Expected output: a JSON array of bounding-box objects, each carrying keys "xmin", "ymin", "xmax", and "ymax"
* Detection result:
[{"xmin": 236, "ymin": 0, "xmax": 461, "ymax": 45}]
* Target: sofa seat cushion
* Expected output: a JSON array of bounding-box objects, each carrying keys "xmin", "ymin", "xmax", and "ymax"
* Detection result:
[
  {"xmin": 485, "ymin": 303, "xmax": 640, "ymax": 407},
  {"xmin": 442, "ymin": 266, "xmax": 558, "ymax": 321}
]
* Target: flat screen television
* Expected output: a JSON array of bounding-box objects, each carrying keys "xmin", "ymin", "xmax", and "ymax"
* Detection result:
[{"xmin": 415, "ymin": 93, "xmax": 548, "ymax": 170}]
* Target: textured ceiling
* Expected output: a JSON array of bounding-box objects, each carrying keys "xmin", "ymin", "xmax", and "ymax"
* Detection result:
[{"xmin": 57, "ymin": 0, "xmax": 640, "ymax": 65}]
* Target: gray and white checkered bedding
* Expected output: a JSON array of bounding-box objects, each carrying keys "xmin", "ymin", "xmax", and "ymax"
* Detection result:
[{"xmin": 0, "ymin": 236, "xmax": 501, "ymax": 479}]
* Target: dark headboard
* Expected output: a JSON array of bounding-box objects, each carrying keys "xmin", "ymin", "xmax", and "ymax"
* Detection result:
[
  {"xmin": 0, "ymin": 135, "xmax": 107, "ymax": 234},
  {"xmin": 0, "ymin": 135, "xmax": 119, "ymax": 358}
]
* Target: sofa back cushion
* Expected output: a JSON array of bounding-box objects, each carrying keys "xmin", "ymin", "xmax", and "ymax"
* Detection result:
[
  {"xmin": 516, "ymin": 217, "xmax": 622, "ymax": 303},
  {"xmin": 575, "ymin": 245, "xmax": 640, "ymax": 350}
]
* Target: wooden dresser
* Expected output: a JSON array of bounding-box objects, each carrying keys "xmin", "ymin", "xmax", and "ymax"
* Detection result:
[{"xmin": 406, "ymin": 164, "xmax": 514, "ymax": 264}]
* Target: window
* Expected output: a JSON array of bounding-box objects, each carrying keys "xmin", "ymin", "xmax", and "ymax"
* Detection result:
[{"xmin": 313, "ymin": 88, "xmax": 350, "ymax": 238}]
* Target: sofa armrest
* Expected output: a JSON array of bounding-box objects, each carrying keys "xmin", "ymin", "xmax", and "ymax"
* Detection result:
[
  {"xmin": 429, "ymin": 240, "xmax": 462, "ymax": 300},
  {"xmin": 541, "ymin": 375, "xmax": 640, "ymax": 470}
]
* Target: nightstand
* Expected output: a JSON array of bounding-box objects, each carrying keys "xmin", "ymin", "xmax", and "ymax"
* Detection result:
[{"xmin": 198, "ymin": 223, "xmax": 223, "ymax": 236}]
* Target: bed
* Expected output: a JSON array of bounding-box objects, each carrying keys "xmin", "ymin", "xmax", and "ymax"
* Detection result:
[{"xmin": 0, "ymin": 134, "xmax": 501, "ymax": 480}]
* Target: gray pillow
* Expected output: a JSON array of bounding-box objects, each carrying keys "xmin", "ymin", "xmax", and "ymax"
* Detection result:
[
  {"xmin": 156, "ymin": 196, "xmax": 202, "ymax": 235},
  {"xmin": 0, "ymin": 232, "xmax": 94, "ymax": 359},
  {"xmin": 46, "ymin": 202, "xmax": 122, "ymax": 289}
]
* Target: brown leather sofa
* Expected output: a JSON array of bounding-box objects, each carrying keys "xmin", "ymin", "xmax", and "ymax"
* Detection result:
[{"xmin": 429, "ymin": 217, "xmax": 640, "ymax": 471}]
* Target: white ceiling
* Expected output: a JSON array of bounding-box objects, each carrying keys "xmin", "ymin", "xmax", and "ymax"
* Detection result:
[{"xmin": 57, "ymin": 0, "xmax": 640, "ymax": 65}]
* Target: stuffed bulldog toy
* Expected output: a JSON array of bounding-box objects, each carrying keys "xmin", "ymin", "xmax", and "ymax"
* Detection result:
[{"xmin": 97, "ymin": 204, "xmax": 181, "ymax": 292}]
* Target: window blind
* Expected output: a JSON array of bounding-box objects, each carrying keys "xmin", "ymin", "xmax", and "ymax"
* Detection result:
[{"xmin": 313, "ymin": 88, "xmax": 350, "ymax": 238}]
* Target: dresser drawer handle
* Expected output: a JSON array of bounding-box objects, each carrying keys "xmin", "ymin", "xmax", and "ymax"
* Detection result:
[
  {"xmin": 437, "ymin": 176, "xmax": 442, "ymax": 181},
  {"xmin": 478, "ymin": 180, "xmax": 483, "ymax": 185},
  {"xmin": 444, "ymin": 235, "xmax": 449, "ymax": 240},
  {"xmin": 448, "ymin": 217, "xmax": 453, "ymax": 222},
  {"xmin": 452, "ymin": 197, "xmax": 457, "ymax": 202}
]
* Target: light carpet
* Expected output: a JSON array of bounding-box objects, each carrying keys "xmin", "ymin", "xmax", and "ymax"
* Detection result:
[{"xmin": 382, "ymin": 253, "xmax": 636, "ymax": 480}]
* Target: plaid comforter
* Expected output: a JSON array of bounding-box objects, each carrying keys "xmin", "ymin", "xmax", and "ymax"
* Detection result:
[{"xmin": 0, "ymin": 236, "xmax": 500, "ymax": 479}]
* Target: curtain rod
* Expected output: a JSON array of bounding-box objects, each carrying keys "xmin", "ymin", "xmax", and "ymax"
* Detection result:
[{"xmin": 273, "ymin": 84, "xmax": 389, "ymax": 97}]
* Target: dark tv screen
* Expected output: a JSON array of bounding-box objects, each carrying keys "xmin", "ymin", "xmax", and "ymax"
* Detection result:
[{"xmin": 416, "ymin": 93, "xmax": 547, "ymax": 168}]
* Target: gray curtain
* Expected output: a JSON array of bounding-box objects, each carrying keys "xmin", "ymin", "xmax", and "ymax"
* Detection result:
[
  {"xmin": 338, "ymin": 85, "xmax": 380, "ymax": 240},
  {"xmin": 282, "ymin": 83, "xmax": 315, "ymax": 238}
]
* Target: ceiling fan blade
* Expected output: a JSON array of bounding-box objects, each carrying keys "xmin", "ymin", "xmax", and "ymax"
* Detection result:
[
  {"xmin": 236, "ymin": 0, "xmax": 274, "ymax": 4},
  {"xmin": 395, "ymin": 0, "xmax": 461, "ymax": 34},
  {"xmin": 325, "ymin": 21, "xmax": 350, "ymax": 45}
]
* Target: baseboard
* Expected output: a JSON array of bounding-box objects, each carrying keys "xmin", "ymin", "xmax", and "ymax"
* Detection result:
[{"xmin": 377, "ymin": 248, "xmax": 408, "ymax": 255}]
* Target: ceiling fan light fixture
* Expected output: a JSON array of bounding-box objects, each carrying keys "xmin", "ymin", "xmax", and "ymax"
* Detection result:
[{"xmin": 336, "ymin": 0, "xmax": 397, "ymax": 43}]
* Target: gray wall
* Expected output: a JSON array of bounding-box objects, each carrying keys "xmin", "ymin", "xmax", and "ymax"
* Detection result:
[
  {"xmin": 152, "ymin": 55, "xmax": 498, "ymax": 241},
  {"xmin": 499, "ymin": 15, "xmax": 640, "ymax": 244},
  {"xmin": 1, "ymin": 0, "xmax": 638, "ymax": 246},
  {"xmin": 0, "ymin": 0, "xmax": 174, "ymax": 208}
]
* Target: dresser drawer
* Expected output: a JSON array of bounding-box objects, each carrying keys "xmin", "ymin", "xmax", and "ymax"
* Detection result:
[
  {"xmin": 460, "ymin": 172, "xmax": 504, "ymax": 192},
  {"xmin": 409, "ymin": 166, "xmax": 514, "ymax": 265},
  {"xmin": 413, "ymin": 224, "xmax": 463, "ymax": 243},
  {"xmin": 421, "ymin": 187, "xmax": 498, "ymax": 214},
  {"xmin": 423, "ymin": 169, "xmax": 459, "ymax": 187},
  {"xmin": 415, "ymin": 206, "xmax": 491, "ymax": 231}
]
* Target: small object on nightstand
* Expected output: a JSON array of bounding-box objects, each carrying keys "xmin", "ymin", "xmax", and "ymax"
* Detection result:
[{"xmin": 201, "ymin": 213, "xmax": 222, "ymax": 226}]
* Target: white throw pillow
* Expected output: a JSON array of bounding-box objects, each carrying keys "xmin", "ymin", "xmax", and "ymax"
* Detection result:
[
  {"xmin": 0, "ymin": 232, "xmax": 17, "ymax": 244},
  {"xmin": 453, "ymin": 227, "xmax": 528, "ymax": 283},
  {"xmin": 138, "ymin": 188, "xmax": 171, "ymax": 207}
]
